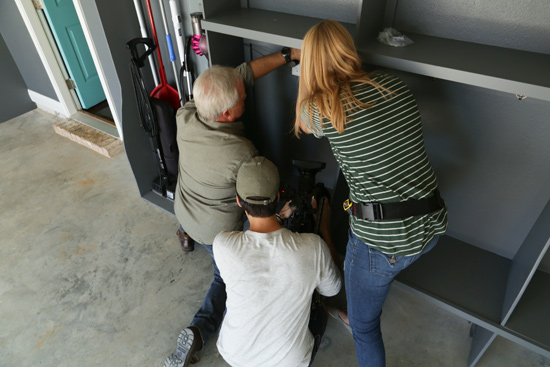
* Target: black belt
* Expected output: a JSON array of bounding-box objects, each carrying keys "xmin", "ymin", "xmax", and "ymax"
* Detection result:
[{"xmin": 344, "ymin": 190, "xmax": 444, "ymax": 221}]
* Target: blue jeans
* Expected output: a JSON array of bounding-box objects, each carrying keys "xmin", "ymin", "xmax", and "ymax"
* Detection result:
[
  {"xmin": 190, "ymin": 243, "xmax": 226, "ymax": 348},
  {"xmin": 344, "ymin": 229, "xmax": 439, "ymax": 367}
]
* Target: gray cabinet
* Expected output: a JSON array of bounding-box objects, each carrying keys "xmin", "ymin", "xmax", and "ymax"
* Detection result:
[
  {"xmin": 198, "ymin": 0, "xmax": 550, "ymax": 366},
  {"xmin": 122, "ymin": 0, "xmax": 549, "ymax": 364}
]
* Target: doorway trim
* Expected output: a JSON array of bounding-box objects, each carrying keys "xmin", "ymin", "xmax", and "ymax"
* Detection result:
[{"xmin": 14, "ymin": 0, "xmax": 123, "ymax": 139}]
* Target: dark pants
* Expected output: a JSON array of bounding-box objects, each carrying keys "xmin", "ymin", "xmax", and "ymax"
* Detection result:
[
  {"xmin": 190, "ymin": 242, "xmax": 226, "ymax": 347},
  {"xmin": 308, "ymin": 292, "xmax": 328, "ymax": 366}
]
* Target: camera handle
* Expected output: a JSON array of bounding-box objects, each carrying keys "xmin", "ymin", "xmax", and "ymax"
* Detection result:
[{"xmin": 313, "ymin": 195, "xmax": 325, "ymax": 235}]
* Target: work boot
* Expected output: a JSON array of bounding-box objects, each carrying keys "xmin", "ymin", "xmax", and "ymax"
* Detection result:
[{"xmin": 176, "ymin": 229, "xmax": 194, "ymax": 253}]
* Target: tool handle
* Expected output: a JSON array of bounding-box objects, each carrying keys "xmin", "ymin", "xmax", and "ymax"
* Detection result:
[
  {"xmin": 166, "ymin": 34, "xmax": 176, "ymax": 62},
  {"xmin": 145, "ymin": 0, "xmax": 168, "ymax": 85},
  {"xmin": 169, "ymin": 0, "xmax": 185, "ymax": 63},
  {"xmin": 126, "ymin": 38, "xmax": 157, "ymax": 68}
]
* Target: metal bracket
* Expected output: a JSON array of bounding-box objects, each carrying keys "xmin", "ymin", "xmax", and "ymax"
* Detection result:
[
  {"xmin": 343, "ymin": 199, "xmax": 353, "ymax": 212},
  {"xmin": 291, "ymin": 64, "xmax": 300, "ymax": 77},
  {"xmin": 32, "ymin": 0, "xmax": 44, "ymax": 10},
  {"xmin": 66, "ymin": 79, "xmax": 77, "ymax": 90}
]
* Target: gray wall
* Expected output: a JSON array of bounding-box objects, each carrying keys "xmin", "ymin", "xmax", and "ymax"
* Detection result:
[
  {"xmin": 0, "ymin": 0, "xmax": 57, "ymax": 100},
  {"xmin": 396, "ymin": 0, "xmax": 550, "ymax": 54},
  {"xmin": 247, "ymin": 0, "xmax": 357, "ymax": 23},
  {"xmin": 391, "ymin": 0, "xmax": 550, "ymax": 263},
  {"xmin": 406, "ymin": 73, "xmax": 550, "ymax": 259},
  {"xmin": 0, "ymin": 32, "xmax": 36, "ymax": 123},
  {"xmin": 92, "ymin": 0, "xmax": 156, "ymax": 196}
]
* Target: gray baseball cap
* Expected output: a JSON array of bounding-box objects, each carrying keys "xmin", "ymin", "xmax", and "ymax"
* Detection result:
[{"xmin": 236, "ymin": 157, "xmax": 280, "ymax": 205}]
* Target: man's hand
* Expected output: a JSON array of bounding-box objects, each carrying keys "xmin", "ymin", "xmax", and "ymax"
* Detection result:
[
  {"xmin": 312, "ymin": 196, "xmax": 342, "ymax": 271},
  {"xmin": 249, "ymin": 48, "xmax": 301, "ymax": 80},
  {"xmin": 279, "ymin": 200, "xmax": 296, "ymax": 220}
]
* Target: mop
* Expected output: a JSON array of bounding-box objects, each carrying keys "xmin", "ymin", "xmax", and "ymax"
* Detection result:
[
  {"xmin": 156, "ymin": 0, "xmax": 183, "ymax": 105},
  {"xmin": 144, "ymin": 0, "xmax": 180, "ymax": 109}
]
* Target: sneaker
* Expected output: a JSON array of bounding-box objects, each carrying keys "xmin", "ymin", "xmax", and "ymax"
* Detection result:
[{"xmin": 164, "ymin": 328, "xmax": 199, "ymax": 367}]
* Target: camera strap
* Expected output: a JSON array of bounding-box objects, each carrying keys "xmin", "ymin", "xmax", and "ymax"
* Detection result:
[{"xmin": 343, "ymin": 190, "xmax": 444, "ymax": 221}]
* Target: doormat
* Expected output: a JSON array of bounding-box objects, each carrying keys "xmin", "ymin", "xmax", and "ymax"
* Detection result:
[{"xmin": 53, "ymin": 120, "xmax": 123, "ymax": 158}]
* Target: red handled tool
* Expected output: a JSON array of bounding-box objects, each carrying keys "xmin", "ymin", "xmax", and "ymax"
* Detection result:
[{"xmin": 144, "ymin": 0, "xmax": 180, "ymax": 109}]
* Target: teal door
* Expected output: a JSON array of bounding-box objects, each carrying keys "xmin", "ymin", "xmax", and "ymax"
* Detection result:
[{"xmin": 42, "ymin": 0, "xmax": 105, "ymax": 109}]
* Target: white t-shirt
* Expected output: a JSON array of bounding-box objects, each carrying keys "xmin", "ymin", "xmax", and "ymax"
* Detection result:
[{"xmin": 213, "ymin": 228, "xmax": 342, "ymax": 367}]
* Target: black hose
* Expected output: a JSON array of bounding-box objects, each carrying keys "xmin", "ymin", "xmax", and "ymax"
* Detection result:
[
  {"xmin": 180, "ymin": 35, "xmax": 194, "ymax": 100},
  {"xmin": 129, "ymin": 58, "xmax": 158, "ymax": 138}
]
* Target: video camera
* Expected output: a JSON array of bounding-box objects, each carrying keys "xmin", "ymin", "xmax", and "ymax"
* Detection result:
[{"xmin": 280, "ymin": 159, "xmax": 330, "ymax": 234}]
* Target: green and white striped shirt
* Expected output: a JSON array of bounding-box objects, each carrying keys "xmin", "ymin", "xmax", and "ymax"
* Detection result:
[{"xmin": 302, "ymin": 72, "xmax": 447, "ymax": 256}]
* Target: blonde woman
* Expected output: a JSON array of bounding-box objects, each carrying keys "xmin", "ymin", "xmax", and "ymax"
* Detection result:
[{"xmin": 295, "ymin": 20, "xmax": 448, "ymax": 367}]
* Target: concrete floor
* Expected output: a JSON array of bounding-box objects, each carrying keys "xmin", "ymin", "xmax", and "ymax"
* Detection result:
[{"xmin": 1, "ymin": 109, "xmax": 549, "ymax": 367}]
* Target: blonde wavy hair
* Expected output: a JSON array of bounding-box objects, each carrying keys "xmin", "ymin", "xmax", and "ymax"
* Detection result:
[{"xmin": 294, "ymin": 20, "xmax": 390, "ymax": 136}]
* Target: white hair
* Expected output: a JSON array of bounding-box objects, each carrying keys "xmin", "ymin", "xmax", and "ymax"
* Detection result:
[{"xmin": 193, "ymin": 65, "xmax": 241, "ymax": 121}]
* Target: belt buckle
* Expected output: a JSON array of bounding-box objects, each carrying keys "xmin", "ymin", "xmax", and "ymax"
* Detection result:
[
  {"xmin": 362, "ymin": 202, "xmax": 384, "ymax": 221},
  {"xmin": 343, "ymin": 199, "xmax": 353, "ymax": 214}
]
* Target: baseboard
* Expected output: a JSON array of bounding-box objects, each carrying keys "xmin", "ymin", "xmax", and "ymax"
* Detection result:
[{"xmin": 28, "ymin": 90, "xmax": 69, "ymax": 117}]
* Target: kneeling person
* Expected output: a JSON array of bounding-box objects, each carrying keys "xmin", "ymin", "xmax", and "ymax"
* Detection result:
[{"xmin": 213, "ymin": 157, "xmax": 342, "ymax": 367}]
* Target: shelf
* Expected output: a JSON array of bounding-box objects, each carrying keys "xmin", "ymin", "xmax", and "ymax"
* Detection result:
[
  {"xmin": 503, "ymin": 270, "xmax": 550, "ymax": 356},
  {"xmin": 356, "ymin": 33, "xmax": 550, "ymax": 101},
  {"xmin": 501, "ymin": 197, "xmax": 550, "ymax": 323},
  {"xmin": 201, "ymin": 7, "xmax": 354, "ymax": 49},
  {"xmin": 143, "ymin": 191, "xmax": 174, "ymax": 215},
  {"xmin": 395, "ymin": 235, "xmax": 511, "ymax": 326},
  {"xmin": 201, "ymin": 6, "xmax": 550, "ymax": 101}
]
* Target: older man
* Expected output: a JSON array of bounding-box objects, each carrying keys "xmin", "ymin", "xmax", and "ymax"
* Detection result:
[{"xmin": 165, "ymin": 47, "xmax": 300, "ymax": 367}]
